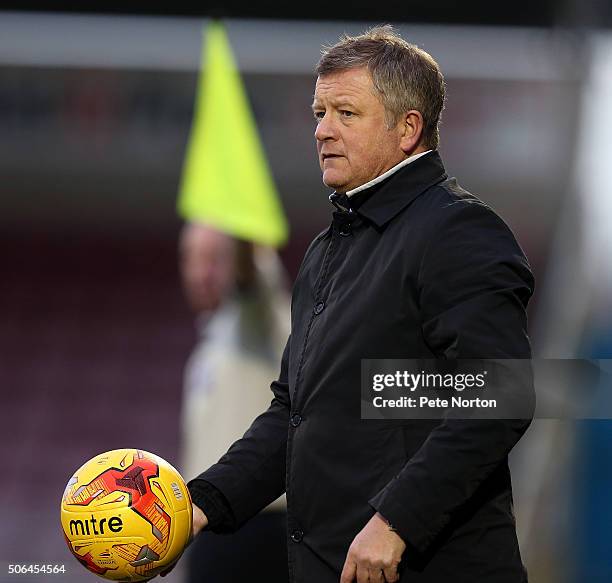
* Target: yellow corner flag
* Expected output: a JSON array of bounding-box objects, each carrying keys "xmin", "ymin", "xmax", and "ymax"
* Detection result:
[{"xmin": 178, "ymin": 21, "xmax": 289, "ymax": 247}]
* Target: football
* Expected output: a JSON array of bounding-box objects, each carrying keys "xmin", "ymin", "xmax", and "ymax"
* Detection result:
[{"xmin": 60, "ymin": 448, "xmax": 192, "ymax": 581}]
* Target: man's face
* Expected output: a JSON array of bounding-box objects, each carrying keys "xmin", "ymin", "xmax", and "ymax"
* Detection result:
[{"xmin": 312, "ymin": 67, "xmax": 405, "ymax": 193}]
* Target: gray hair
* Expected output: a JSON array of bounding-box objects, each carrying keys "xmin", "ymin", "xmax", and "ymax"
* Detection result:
[{"xmin": 316, "ymin": 25, "xmax": 446, "ymax": 149}]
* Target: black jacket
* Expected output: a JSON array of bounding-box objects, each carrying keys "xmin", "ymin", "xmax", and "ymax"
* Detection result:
[{"xmin": 189, "ymin": 151, "xmax": 534, "ymax": 582}]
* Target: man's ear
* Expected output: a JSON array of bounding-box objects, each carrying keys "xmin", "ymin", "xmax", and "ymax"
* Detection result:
[{"xmin": 399, "ymin": 110, "xmax": 425, "ymax": 154}]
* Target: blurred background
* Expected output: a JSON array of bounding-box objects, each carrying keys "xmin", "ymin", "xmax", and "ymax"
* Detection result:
[{"xmin": 1, "ymin": 2, "xmax": 611, "ymax": 582}]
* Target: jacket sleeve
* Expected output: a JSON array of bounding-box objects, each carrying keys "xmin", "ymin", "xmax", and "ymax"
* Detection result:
[
  {"xmin": 369, "ymin": 200, "xmax": 535, "ymax": 553},
  {"xmin": 188, "ymin": 478, "xmax": 236, "ymax": 533},
  {"xmin": 187, "ymin": 335, "xmax": 291, "ymax": 532}
]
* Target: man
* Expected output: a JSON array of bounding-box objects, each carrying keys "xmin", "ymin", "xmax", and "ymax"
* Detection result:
[{"xmin": 176, "ymin": 26, "xmax": 535, "ymax": 583}]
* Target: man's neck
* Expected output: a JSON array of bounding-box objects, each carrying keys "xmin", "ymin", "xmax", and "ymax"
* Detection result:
[{"xmin": 345, "ymin": 149, "xmax": 432, "ymax": 198}]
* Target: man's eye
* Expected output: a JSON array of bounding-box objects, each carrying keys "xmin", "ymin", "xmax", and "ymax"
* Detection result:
[
  {"xmin": 313, "ymin": 111, "xmax": 324, "ymax": 121},
  {"xmin": 341, "ymin": 110, "xmax": 354, "ymax": 117}
]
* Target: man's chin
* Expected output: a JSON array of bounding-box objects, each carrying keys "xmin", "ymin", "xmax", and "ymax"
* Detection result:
[{"xmin": 322, "ymin": 171, "xmax": 347, "ymax": 192}]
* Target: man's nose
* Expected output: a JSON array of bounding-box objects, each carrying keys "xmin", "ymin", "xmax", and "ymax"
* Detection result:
[{"xmin": 314, "ymin": 113, "xmax": 337, "ymax": 141}]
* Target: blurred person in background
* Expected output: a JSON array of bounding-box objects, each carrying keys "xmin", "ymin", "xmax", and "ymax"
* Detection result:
[
  {"xmin": 175, "ymin": 22, "xmax": 291, "ymax": 581},
  {"xmin": 179, "ymin": 220, "xmax": 290, "ymax": 583}
]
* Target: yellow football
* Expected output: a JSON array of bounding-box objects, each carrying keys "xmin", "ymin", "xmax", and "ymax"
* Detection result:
[{"xmin": 60, "ymin": 449, "xmax": 192, "ymax": 581}]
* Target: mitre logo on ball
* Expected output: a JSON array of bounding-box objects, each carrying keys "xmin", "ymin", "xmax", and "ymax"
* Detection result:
[
  {"xmin": 68, "ymin": 514, "xmax": 124, "ymax": 536},
  {"xmin": 60, "ymin": 448, "xmax": 192, "ymax": 582}
]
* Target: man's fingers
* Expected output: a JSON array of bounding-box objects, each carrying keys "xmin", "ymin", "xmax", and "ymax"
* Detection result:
[
  {"xmin": 356, "ymin": 563, "xmax": 370, "ymax": 583},
  {"xmin": 382, "ymin": 564, "xmax": 400, "ymax": 582},
  {"xmin": 369, "ymin": 566, "xmax": 385, "ymax": 583},
  {"xmin": 340, "ymin": 555, "xmax": 357, "ymax": 583}
]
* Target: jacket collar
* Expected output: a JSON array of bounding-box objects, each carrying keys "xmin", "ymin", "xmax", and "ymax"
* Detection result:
[
  {"xmin": 345, "ymin": 150, "xmax": 433, "ymax": 198},
  {"xmin": 330, "ymin": 150, "xmax": 447, "ymax": 229}
]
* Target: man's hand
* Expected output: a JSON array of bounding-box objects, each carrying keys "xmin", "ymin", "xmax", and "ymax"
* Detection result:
[
  {"xmin": 191, "ymin": 503, "xmax": 209, "ymax": 538},
  {"xmin": 340, "ymin": 513, "xmax": 405, "ymax": 583},
  {"xmin": 160, "ymin": 504, "xmax": 208, "ymax": 577}
]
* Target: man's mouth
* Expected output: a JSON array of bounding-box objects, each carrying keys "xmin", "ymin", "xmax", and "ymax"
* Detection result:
[{"xmin": 322, "ymin": 154, "xmax": 343, "ymax": 161}]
